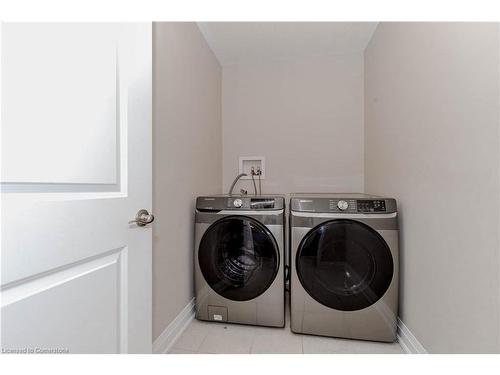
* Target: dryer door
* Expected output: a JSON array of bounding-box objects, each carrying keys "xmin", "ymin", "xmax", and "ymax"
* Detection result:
[
  {"xmin": 198, "ymin": 216, "xmax": 280, "ymax": 301},
  {"xmin": 296, "ymin": 219, "xmax": 393, "ymax": 311}
]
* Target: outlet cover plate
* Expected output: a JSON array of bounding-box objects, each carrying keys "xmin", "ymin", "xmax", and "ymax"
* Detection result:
[{"xmin": 239, "ymin": 156, "xmax": 265, "ymax": 180}]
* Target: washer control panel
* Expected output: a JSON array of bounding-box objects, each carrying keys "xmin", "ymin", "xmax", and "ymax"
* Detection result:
[
  {"xmin": 226, "ymin": 197, "xmax": 280, "ymax": 210},
  {"xmin": 229, "ymin": 198, "xmax": 275, "ymax": 209},
  {"xmin": 250, "ymin": 198, "xmax": 275, "ymax": 209},
  {"xmin": 196, "ymin": 196, "xmax": 284, "ymax": 211},
  {"xmin": 230, "ymin": 197, "xmax": 282, "ymax": 210}
]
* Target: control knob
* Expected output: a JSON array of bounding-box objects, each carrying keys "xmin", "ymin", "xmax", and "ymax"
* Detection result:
[
  {"xmin": 337, "ymin": 200, "xmax": 349, "ymax": 211},
  {"xmin": 233, "ymin": 198, "xmax": 243, "ymax": 208}
]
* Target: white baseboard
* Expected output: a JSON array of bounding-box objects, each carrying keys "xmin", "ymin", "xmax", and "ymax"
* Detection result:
[
  {"xmin": 397, "ymin": 317, "xmax": 428, "ymax": 354},
  {"xmin": 153, "ymin": 298, "xmax": 196, "ymax": 354}
]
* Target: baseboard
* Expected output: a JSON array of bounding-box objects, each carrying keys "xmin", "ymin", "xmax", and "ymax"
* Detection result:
[
  {"xmin": 153, "ymin": 298, "xmax": 196, "ymax": 354},
  {"xmin": 397, "ymin": 317, "xmax": 428, "ymax": 354}
]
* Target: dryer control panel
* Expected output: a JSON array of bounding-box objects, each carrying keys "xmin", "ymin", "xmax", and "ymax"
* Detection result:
[
  {"xmin": 290, "ymin": 196, "xmax": 397, "ymax": 214},
  {"xmin": 357, "ymin": 200, "xmax": 386, "ymax": 213}
]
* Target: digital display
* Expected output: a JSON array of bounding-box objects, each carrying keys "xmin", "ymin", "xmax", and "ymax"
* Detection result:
[
  {"xmin": 357, "ymin": 200, "xmax": 386, "ymax": 212},
  {"xmin": 250, "ymin": 199, "xmax": 275, "ymax": 209}
]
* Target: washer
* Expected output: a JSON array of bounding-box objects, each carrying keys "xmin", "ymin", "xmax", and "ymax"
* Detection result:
[
  {"xmin": 195, "ymin": 195, "xmax": 285, "ymax": 327},
  {"xmin": 290, "ymin": 193, "xmax": 399, "ymax": 342}
]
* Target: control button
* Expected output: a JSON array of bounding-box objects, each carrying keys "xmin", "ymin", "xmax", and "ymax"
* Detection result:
[
  {"xmin": 233, "ymin": 198, "xmax": 243, "ymax": 208},
  {"xmin": 337, "ymin": 200, "xmax": 349, "ymax": 211}
]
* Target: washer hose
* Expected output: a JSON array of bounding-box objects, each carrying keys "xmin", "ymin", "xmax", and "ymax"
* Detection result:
[
  {"xmin": 251, "ymin": 173, "xmax": 258, "ymax": 196},
  {"xmin": 228, "ymin": 173, "xmax": 247, "ymax": 196}
]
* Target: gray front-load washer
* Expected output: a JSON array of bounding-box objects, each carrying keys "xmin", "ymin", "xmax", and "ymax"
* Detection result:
[
  {"xmin": 195, "ymin": 195, "xmax": 285, "ymax": 327},
  {"xmin": 290, "ymin": 193, "xmax": 399, "ymax": 342}
]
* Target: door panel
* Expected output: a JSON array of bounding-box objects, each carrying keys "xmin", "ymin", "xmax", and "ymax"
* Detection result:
[
  {"xmin": 2, "ymin": 24, "xmax": 118, "ymax": 185},
  {"xmin": 2, "ymin": 249, "xmax": 124, "ymax": 353},
  {"xmin": 1, "ymin": 23, "xmax": 152, "ymax": 353}
]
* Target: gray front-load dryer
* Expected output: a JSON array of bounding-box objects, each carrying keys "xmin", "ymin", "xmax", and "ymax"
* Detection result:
[
  {"xmin": 195, "ymin": 195, "xmax": 285, "ymax": 327},
  {"xmin": 290, "ymin": 193, "xmax": 399, "ymax": 342}
]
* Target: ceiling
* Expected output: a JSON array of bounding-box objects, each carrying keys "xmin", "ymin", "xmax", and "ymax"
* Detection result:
[{"xmin": 197, "ymin": 22, "xmax": 378, "ymax": 66}]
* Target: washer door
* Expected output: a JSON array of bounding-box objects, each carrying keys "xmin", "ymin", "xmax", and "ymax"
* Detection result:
[
  {"xmin": 199, "ymin": 216, "xmax": 280, "ymax": 301},
  {"xmin": 296, "ymin": 219, "xmax": 393, "ymax": 311}
]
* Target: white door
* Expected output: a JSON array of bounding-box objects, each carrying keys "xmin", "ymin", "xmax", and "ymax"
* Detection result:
[{"xmin": 0, "ymin": 23, "xmax": 152, "ymax": 354}]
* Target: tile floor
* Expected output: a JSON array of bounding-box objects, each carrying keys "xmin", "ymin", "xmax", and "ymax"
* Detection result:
[{"xmin": 167, "ymin": 304, "xmax": 404, "ymax": 354}]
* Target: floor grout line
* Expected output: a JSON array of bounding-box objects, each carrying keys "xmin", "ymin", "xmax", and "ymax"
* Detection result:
[
  {"xmin": 195, "ymin": 326, "xmax": 211, "ymax": 354},
  {"xmin": 195, "ymin": 329, "xmax": 209, "ymax": 352}
]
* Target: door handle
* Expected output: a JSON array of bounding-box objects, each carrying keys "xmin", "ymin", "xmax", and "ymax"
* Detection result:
[{"xmin": 129, "ymin": 209, "xmax": 155, "ymax": 227}]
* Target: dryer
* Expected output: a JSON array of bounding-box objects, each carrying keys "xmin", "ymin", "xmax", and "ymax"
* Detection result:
[
  {"xmin": 290, "ymin": 193, "xmax": 399, "ymax": 342},
  {"xmin": 195, "ymin": 195, "xmax": 285, "ymax": 327}
]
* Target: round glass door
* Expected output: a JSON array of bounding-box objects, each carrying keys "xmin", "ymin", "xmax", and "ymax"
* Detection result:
[
  {"xmin": 296, "ymin": 219, "xmax": 393, "ymax": 311},
  {"xmin": 198, "ymin": 216, "xmax": 279, "ymax": 301}
]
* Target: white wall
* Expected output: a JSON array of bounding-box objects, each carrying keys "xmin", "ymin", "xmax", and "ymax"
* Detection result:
[
  {"xmin": 364, "ymin": 22, "xmax": 500, "ymax": 353},
  {"xmin": 222, "ymin": 53, "xmax": 364, "ymax": 194},
  {"xmin": 153, "ymin": 22, "xmax": 222, "ymax": 340}
]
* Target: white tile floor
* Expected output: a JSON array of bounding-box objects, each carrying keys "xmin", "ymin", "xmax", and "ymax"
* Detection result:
[{"xmin": 167, "ymin": 303, "xmax": 404, "ymax": 354}]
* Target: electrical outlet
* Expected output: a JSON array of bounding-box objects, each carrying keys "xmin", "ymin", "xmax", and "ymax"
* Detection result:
[{"xmin": 239, "ymin": 156, "xmax": 265, "ymax": 179}]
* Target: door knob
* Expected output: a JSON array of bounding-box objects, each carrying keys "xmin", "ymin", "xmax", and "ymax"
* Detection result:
[{"xmin": 129, "ymin": 209, "xmax": 155, "ymax": 226}]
